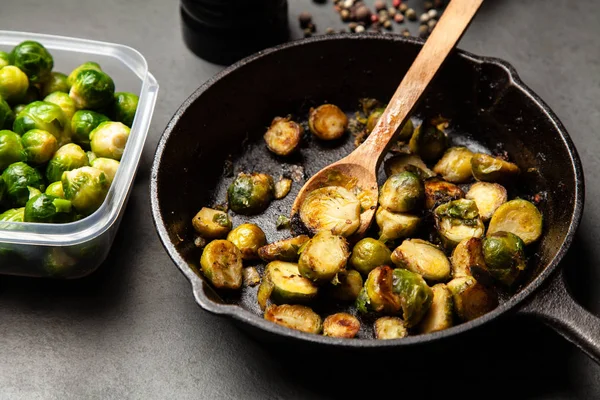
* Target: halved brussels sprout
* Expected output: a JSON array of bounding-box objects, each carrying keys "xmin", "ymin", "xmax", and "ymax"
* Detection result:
[
  {"xmin": 0, "ymin": 51, "xmax": 9, "ymax": 69},
  {"xmin": 89, "ymin": 121, "xmax": 130, "ymax": 161},
  {"xmin": 263, "ymin": 116, "xmax": 303, "ymax": 156},
  {"xmin": 392, "ymin": 268, "xmax": 433, "ymax": 327},
  {"xmin": 200, "ymin": 239, "xmax": 243, "ymax": 290},
  {"xmin": 86, "ymin": 151, "xmax": 97, "ymax": 164},
  {"xmin": 90, "ymin": 157, "xmax": 119, "ymax": 185},
  {"xmin": 192, "ymin": 207, "xmax": 232, "ymax": 239},
  {"xmin": 24, "ymin": 193, "xmax": 73, "ymax": 223},
  {"xmin": 27, "ymin": 186, "xmax": 42, "ymax": 201},
  {"xmin": 69, "ymin": 68, "xmax": 115, "ymax": 110},
  {"xmin": 417, "ymin": 283, "xmax": 454, "ymax": 333},
  {"xmin": 384, "ymin": 153, "xmax": 435, "ymax": 180},
  {"xmin": 0, "ymin": 207, "xmax": 25, "ymax": 222},
  {"xmin": 409, "ymin": 121, "xmax": 449, "ymax": 162},
  {"xmin": 10, "ymin": 41, "xmax": 53, "ymax": 83},
  {"xmin": 376, "ymin": 208, "xmax": 421, "ymax": 244},
  {"xmin": 43, "ymin": 91, "xmax": 76, "ymax": 120},
  {"xmin": 433, "ymin": 147, "xmax": 474, "ymax": 183},
  {"xmin": 242, "ymin": 266, "xmax": 261, "ymax": 287},
  {"xmin": 258, "ymin": 235, "xmax": 310, "ymax": 262},
  {"xmin": 0, "ymin": 130, "xmax": 26, "ymax": 170},
  {"xmin": 299, "ymin": 186, "xmax": 361, "ymax": 237},
  {"xmin": 226, "ymin": 223, "xmax": 267, "ymax": 260},
  {"xmin": 298, "ymin": 230, "xmax": 349, "ymax": 284},
  {"xmin": 61, "ymin": 166, "xmax": 110, "ymax": 216},
  {"xmin": 424, "ymin": 178, "xmax": 465, "ymax": 210},
  {"xmin": 70, "ymin": 110, "xmax": 110, "ymax": 149},
  {"xmin": 328, "ymin": 269, "xmax": 363, "ymax": 301},
  {"xmin": 488, "ymin": 199, "xmax": 542, "ymax": 245},
  {"xmin": 264, "ymin": 304, "xmax": 323, "ymax": 334},
  {"xmin": 0, "ymin": 66, "xmax": 29, "ymax": 104},
  {"xmin": 374, "ymin": 317, "xmax": 408, "ymax": 339},
  {"xmin": 379, "ymin": 171, "xmax": 424, "ymax": 213},
  {"xmin": 356, "ymin": 266, "xmax": 401, "ymax": 314},
  {"xmin": 274, "ymin": 177, "xmax": 292, "ymax": 199},
  {"xmin": 264, "ymin": 261, "xmax": 318, "ymax": 304},
  {"xmin": 67, "ymin": 62, "xmax": 102, "ymax": 86},
  {"xmin": 12, "ymin": 101, "xmax": 70, "ymax": 146},
  {"xmin": 257, "ymin": 278, "xmax": 274, "ymax": 311},
  {"xmin": 2, "ymin": 162, "xmax": 44, "ymax": 207},
  {"xmin": 227, "ymin": 172, "xmax": 274, "ymax": 215},
  {"xmin": 323, "ymin": 313, "xmax": 361, "ymax": 338},
  {"xmin": 276, "ymin": 214, "xmax": 291, "ymax": 230},
  {"xmin": 0, "ymin": 97, "xmax": 13, "ymax": 130},
  {"xmin": 482, "ymin": 231, "xmax": 527, "ymax": 286},
  {"xmin": 465, "ymin": 182, "xmax": 507, "ymax": 221},
  {"xmin": 350, "ymin": 237, "xmax": 392, "ymax": 276},
  {"xmin": 366, "ymin": 107, "xmax": 414, "ymax": 140},
  {"xmin": 447, "ymin": 276, "xmax": 498, "ymax": 322},
  {"xmin": 391, "ymin": 239, "xmax": 451, "ymax": 282},
  {"xmin": 434, "ymin": 199, "xmax": 485, "ymax": 250},
  {"xmin": 21, "ymin": 129, "xmax": 58, "ymax": 165},
  {"xmin": 451, "ymin": 237, "xmax": 491, "ymax": 283},
  {"xmin": 112, "ymin": 92, "xmax": 139, "ymax": 127},
  {"xmin": 45, "ymin": 181, "xmax": 65, "ymax": 199},
  {"xmin": 41, "ymin": 72, "xmax": 70, "ymax": 97},
  {"xmin": 308, "ymin": 104, "xmax": 348, "ymax": 140},
  {"xmin": 471, "ymin": 153, "xmax": 520, "ymax": 182},
  {"xmin": 46, "ymin": 143, "xmax": 89, "ymax": 183}
]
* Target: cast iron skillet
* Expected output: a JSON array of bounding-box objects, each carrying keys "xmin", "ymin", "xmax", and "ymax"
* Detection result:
[{"xmin": 150, "ymin": 34, "xmax": 600, "ymax": 362}]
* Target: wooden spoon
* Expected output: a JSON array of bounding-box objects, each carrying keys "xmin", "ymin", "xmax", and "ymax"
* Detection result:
[{"xmin": 291, "ymin": 0, "xmax": 484, "ymax": 240}]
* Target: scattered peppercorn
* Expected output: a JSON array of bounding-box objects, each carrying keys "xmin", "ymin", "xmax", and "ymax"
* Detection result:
[
  {"xmin": 428, "ymin": 19, "xmax": 437, "ymax": 30},
  {"xmin": 348, "ymin": 22, "xmax": 358, "ymax": 31},
  {"xmin": 392, "ymin": 0, "xmax": 402, "ymax": 8},
  {"xmin": 371, "ymin": 14, "xmax": 379, "ymax": 23},
  {"xmin": 326, "ymin": 27, "xmax": 336, "ymax": 34},
  {"xmin": 374, "ymin": 0, "xmax": 386, "ymax": 11},
  {"xmin": 419, "ymin": 24, "xmax": 429, "ymax": 38},
  {"xmin": 343, "ymin": 0, "xmax": 354, "ymax": 9},
  {"xmin": 394, "ymin": 13, "xmax": 404, "ymax": 23},
  {"xmin": 355, "ymin": 25, "xmax": 366, "ymax": 33},
  {"xmin": 387, "ymin": 7, "xmax": 396, "ymax": 16},
  {"xmin": 303, "ymin": 28, "xmax": 313, "ymax": 37},
  {"xmin": 406, "ymin": 8, "xmax": 417, "ymax": 20},
  {"xmin": 399, "ymin": 3, "xmax": 408, "ymax": 13},
  {"xmin": 355, "ymin": 5, "xmax": 372, "ymax": 23},
  {"xmin": 340, "ymin": 9, "xmax": 351, "ymax": 21},
  {"xmin": 383, "ymin": 19, "xmax": 392, "ymax": 30},
  {"xmin": 401, "ymin": 28, "xmax": 411, "ymax": 37},
  {"xmin": 299, "ymin": 12, "xmax": 312, "ymax": 29},
  {"xmin": 428, "ymin": 9, "xmax": 439, "ymax": 18}
]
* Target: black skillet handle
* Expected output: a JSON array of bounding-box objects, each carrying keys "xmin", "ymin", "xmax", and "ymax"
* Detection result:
[{"xmin": 517, "ymin": 266, "xmax": 600, "ymax": 365}]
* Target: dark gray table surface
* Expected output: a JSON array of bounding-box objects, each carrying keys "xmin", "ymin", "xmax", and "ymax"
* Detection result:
[{"xmin": 1, "ymin": 0, "xmax": 600, "ymax": 398}]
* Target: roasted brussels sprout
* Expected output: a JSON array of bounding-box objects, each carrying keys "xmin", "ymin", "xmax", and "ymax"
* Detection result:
[
  {"xmin": 21, "ymin": 129, "xmax": 58, "ymax": 164},
  {"xmin": 451, "ymin": 237, "xmax": 491, "ymax": 283},
  {"xmin": 350, "ymin": 237, "xmax": 392, "ymax": 276},
  {"xmin": 258, "ymin": 235, "xmax": 309, "ymax": 262},
  {"xmin": 0, "ymin": 130, "xmax": 26, "ymax": 170},
  {"xmin": 0, "ymin": 207, "xmax": 25, "ymax": 222},
  {"xmin": 192, "ymin": 207, "xmax": 232, "ymax": 239},
  {"xmin": 61, "ymin": 166, "xmax": 110, "ymax": 215},
  {"xmin": 12, "ymin": 101, "xmax": 70, "ymax": 146},
  {"xmin": 200, "ymin": 239, "xmax": 243, "ymax": 290},
  {"xmin": 227, "ymin": 172, "xmax": 274, "ymax": 215},
  {"xmin": 1, "ymin": 162, "xmax": 44, "ymax": 207},
  {"xmin": 242, "ymin": 266, "xmax": 261, "ymax": 287},
  {"xmin": 225, "ymin": 223, "xmax": 266, "ymax": 260},
  {"xmin": 409, "ymin": 121, "xmax": 449, "ymax": 162},
  {"xmin": 46, "ymin": 143, "xmax": 89, "ymax": 183},
  {"xmin": 24, "ymin": 193, "xmax": 73, "ymax": 223},
  {"xmin": 471, "ymin": 153, "xmax": 520, "ymax": 182},
  {"xmin": 299, "ymin": 186, "xmax": 361, "ymax": 237},
  {"xmin": 308, "ymin": 104, "xmax": 348, "ymax": 140},
  {"xmin": 323, "ymin": 313, "xmax": 361, "ymax": 338},
  {"xmin": 90, "ymin": 157, "xmax": 119, "ymax": 185},
  {"xmin": 70, "ymin": 110, "xmax": 110, "ymax": 149},
  {"xmin": 384, "ymin": 153, "xmax": 435, "ymax": 179},
  {"xmin": 328, "ymin": 269, "xmax": 363, "ymax": 301},
  {"xmin": 482, "ymin": 231, "xmax": 527, "ymax": 286},
  {"xmin": 379, "ymin": 171, "xmax": 424, "ymax": 213},
  {"xmin": 43, "ymin": 91, "xmax": 76, "ymax": 120},
  {"xmin": 424, "ymin": 178, "xmax": 465, "ymax": 210},
  {"xmin": 392, "ymin": 268, "xmax": 433, "ymax": 327},
  {"xmin": 263, "ymin": 116, "xmax": 303, "ymax": 156},
  {"xmin": 0, "ymin": 97, "xmax": 13, "ymax": 130},
  {"xmin": 488, "ymin": 199, "xmax": 543, "ymax": 245},
  {"xmin": 10, "ymin": 41, "xmax": 53, "ymax": 84},
  {"xmin": 67, "ymin": 62, "xmax": 102, "ymax": 86},
  {"xmin": 112, "ymin": 92, "xmax": 139, "ymax": 127},
  {"xmin": 69, "ymin": 68, "xmax": 115, "ymax": 110},
  {"xmin": 0, "ymin": 66, "xmax": 29, "ymax": 104},
  {"xmin": 375, "ymin": 207, "xmax": 421, "ymax": 244},
  {"xmin": 465, "ymin": 182, "xmax": 507, "ymax": 221},
  {"xmin": 366, "ymin": 107, "xmax": 413, "ymax": 140},
  {"xmin": 433, "ymin": 147, "xmax": 474, "ymax": 183},
  {"xmin": 274, "ymin": 177, "xmax": 292, "ymax": 199},
  {"xmin": 276, "ymin": 214, "xmax": 291, "ymax": 230},
  {"xmin": 447, "ymin": 276, "xmax": 498, "ymax": 322},
  {"xmin": 89, "ymin": 121, "xmax": 130, "ymax": 161},
  {"xmin": 434, "ymin": 199, "xmax": 485, "ymax": 249},
  {"xmin": 298, "ymin": 230, "xmax": 349, "ymax": 283},
  {"xmin": 263, "ymin": 261, "xmax": 318, "ymax": 304},
  {"xmin": 356, "ymin": 266, "xmax": 401, "ymax": 314},
  {"xmin": 264, "ymin": 304, "xmax": 323, "ymax": 334},
  {"xmin": 45, "ymin": 181, "xmax": 65, "ymax": 199},
  {"xmin": 417, "ymin": 283, "xmax": 454, "ymax": 333},
  {"xmin": 391, "ymin": 239, "xmax": 451, "ymax": 282},
  {"xmin": 374, "ymin": 317, "xmax": 408, "ymax": 339},
  {"xmin": 41, "ymin": 72, "xmax": 70, "ymax": 97},
  {"xmin": 0, "ymin": 51, "xmax": 9, "ymax": 69}
]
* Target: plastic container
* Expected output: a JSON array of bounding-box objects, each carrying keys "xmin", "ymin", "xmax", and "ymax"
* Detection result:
[{"xmin": 0, "ymin": 31, "xmax": 159, "ymax": 279}]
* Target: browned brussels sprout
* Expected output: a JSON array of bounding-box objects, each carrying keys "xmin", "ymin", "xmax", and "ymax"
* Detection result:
[
  {"xmin": 433, "ymin": 146, "xmax": 474, "ymax": 183},
  {"xmin": 451, "ymin": 237, "xmax": 491, "ymax": 283},
  {"xmin": 391, "ymin": 239, "xmax": 451, "ymax": 282},
  {"xmin": 263, "ymin": 116, "xmax": 303, "ymax": 156},
  {"xmin": 482, "ymin": 231, "xmax": 527, "ymax": 286},
  {"xmin": 384, "ymin": 153, "xmax": 435, "ymax": 179},
  {"xmin": 226, "ymin": 223, "xmax": 267, "ymax": 260},
  {"xmin": 375, "ymin": 207, "xmax": 421, "ymax": 243},
  {"xmin": 242, "ymin": 267, "xmax": 261, "ymax": 287},
  {"xmin": 447, "ymin": 276, "xmax": 498, "ymax": 322},
  {"xmin": 409, "ymin": 121, "xmax": 449, "ymax": 162},
  {"xmin": 434, "ymin": 199, "xmax": 485, "ymax": 250},
  {"xmin": 264, "ymin": 304, "xmax": 323, "ymax": 334},
  {"xmin": 487, "ymin": 199, "xmax": 543, "ymax": 245},
  {"xmin": 308, "ymin": 104, "xmax": 348, "ymax": 140},
  {"xmin": 263, "ymin": 261, "xmax": 318, "ymax": 304},
  {"xmin": 424, "ymin": 178, "xmax": 465, "ymax": 210},
  {"xmin": 471, "ymin": 153, "xmax": 520, "ymax": 182},
  {"xmin": 323, "ymin": 313, "xmax": 361, "ymax": 338},
  {"xmin": 356, "ymin": 266, "xmax": 401, "ymax": 314},
  {"xmin": 374, "ymin": 317, "xmax": 408, "ymax": 339},
  {"xmin": 192, "ymin": 207, "xmax": 232, "ymax": 239},
  {"xmin": 392, "ymin": 268, "xmax": 433, "ymax": 327},
  {"xmin": 350, "ymin": 237, "xmax": 392, "ymax": 276},
  {"xmin": 258, "ymin": 235, "xmax": 310, "ymax": 262},
  {"xmin": 465, "ymin": 182, "xmax": 507, "ymax": 221},
  {"xmin": 298, "ymin": 230, "xmax": 350, "ymax": 284},
  {"xmin": 379, "ymin": 171, "xmax": 424, "ymax": 213},
  {"xmin": 299, "ymin": 186, "xmax": 361, "ymax": 237},
  {"xmin": 227, "ymin": 172, "xmax": 274, "ymax": 215},
  {"xmin": 418, "ymin": 283, "xmax": 454, "ymax": 333},
  {"xmin": 200, "ymin": 239, "xmax": 243, "ymax": 290},
  {"xmin": 328, "ymin": 269, "xmax": 363, "ymax": 301}
]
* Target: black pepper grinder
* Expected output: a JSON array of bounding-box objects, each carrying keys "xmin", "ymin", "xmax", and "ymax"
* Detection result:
[{"xmin": 180, "ymin": 0, "xmax": 290, "ymax": 66}]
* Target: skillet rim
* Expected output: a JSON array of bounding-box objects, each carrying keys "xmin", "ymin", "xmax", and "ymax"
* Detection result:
[{"xmin": 150, "ymin": 33, "xmax": 585, "ymax": 348}]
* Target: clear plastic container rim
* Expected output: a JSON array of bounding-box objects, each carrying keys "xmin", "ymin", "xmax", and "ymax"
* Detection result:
[{"xmin": 0, "ymin": 30, "xmax": 159, "ymax": 246}]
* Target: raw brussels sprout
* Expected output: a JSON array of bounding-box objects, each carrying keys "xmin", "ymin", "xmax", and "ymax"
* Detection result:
[
  {"xmin": 227, "ymin": 172, "xmax": 274, "ymax": 215},
  {"xmin": 323, "ymin": 313, "xmax": 361, "ymax": 338},
  {"xmin": 226, "ymin": 223, "xmax": 267, "ymax": 260},
  {"xmin": 90, "ymin": 157, "xmax": 119, "ymax": 185},
  {"xmin": 366, "ymin": 107, "xmax": 414, "ymax": 140},
  {"xmin": 1, "ymin": 162, "xmax": 44, "ymax": 207},
  {"xmin": 258, "ymin": 235, "xmax": 310, "ymax": 262},
  {"xmin": 24, "ymin": 193, "xmax": 73, "ymax": 223},
  {"xmin": 263, "ymin": 261, "xmax": 318, "ymax": 304},
  {"xmin": 379, "ymin": 171, "xmax": 424, "ymax": 213},
  {"xmin": 434, "ymin": 199, "xmax": 485, "ymax": 250},
  {"xmin": 0, "ymin": 207, "xmax": 24, "ymax": 222},
  {"xmin": 465, "ymin": 182, "xmax": 507, "ymax": 221},
  {"xmin": 298, "ymin": 230, "xmax": 349, "ymax": 283},
  {"xmin": 328, "ymin": 269, "xmax": 363, "ymax": 301},
  {"xmin": 45, "ymin": 181, "xmax": 65, "ymax": 198},
  {"xmin": 264, "ymin": 304, "xmax": 323, "ymax": 334},
  {"xmin": 392, "ymin": 268, "xmax": 433, "ymax": 327},
  {"xmin": 46, "ymin": 143, "xmax": 89, "ymax": 183},
  {"xmin": 375, "ymin": 207, "xmax": 421, "ymax": 243},
  {"xmin": 27, "ymin": 186, "xmax": 42, "ymax": 200},
  {"xmin": 356, "ymin": 266, "xmax": 401, "ymax": 314},
  {"xmin": 89, "ymin": 121, "xmax": 130, "ymax": 161},
  {"xmin": 70, "ymin": 110, "xmax": 110, "ymax": 149},
  {"xmin": 0, "ymin": 130, "xmax": 26, "ymax": 170},
  {"xmin": 451, "ymin": 237, "xmax": 491, "ymax": 283},
  {"xmin": 447, "ymin": 276, "xmax": 498, "ymax": 322},
  {"xmin": 418, "ymin": 283, "xmax": 454, "ymax": 333},
  {"xmin": 308, "ymin": 104, "xmax": 348, "ymax": 140},
  {"xmin": 44, "ymin": 91, "xmax": 76, "ymax": 120},
  {"xmin": 374, "ymin": 317, "xmax": 408, "ymax": 339},
  {"xmin": 350, "ymin": 237, "xmax": 392, "ymax": 276},
  {"xmin": 41, "ymin": 72, "xmax": 70, "ymax": 97},
  {"xmin": 424, "ymin": 178, "xmax": 465, "ymax": 210},
  {"xmin": 191, "ymin": 207, "xmax": 232, "ymax": 239},
  {"xmin": 274, "ymin": 177, "xmax": 292, "ymax": 199},
  {"xmin": 86, "ymin": 151, "xmax": 97, "ymax": 164},
  {"xmin": 409, "ymin": 121, "xmax": 449, "ymax": 162},
  {"xmin": 482, "ymin": 231, "xmax": 527, "ymax": 286},
  {"xmin": 112, "ymin": 92, "xmax": 139, "ymax": 127},
  {"xmin": 0, "ymin": 51, "xmax": 9, "ymax": 68},
  {"xmin": 12, "ymin": 101, "xmax": 70, "ymax": 146},
  {"xmin": 471, "ymin": 153, "xmax": 520, "ymax": 182},
  {"xmin": 69, "ymin": 68, "xmax": 115, "ymax": 110},
  {"xmin": 433, "ymin": 147, "xmax": 474, "ymax": 183},
  {"xmin": 391, "ymin": 239, "xmax": 451, "ymax": 282},
  {"xmin": 200, "ymin": 239, "xmax": 243, "ymax": 290},
  {"xmin": 67, "ymin": 62, "xmax": 102, "ymax": 86},
  {"xmin": 12, "ymin": 104, "xmax": 26, "ymax": 116},
  {"xmin": 0, "ymin": 66, "xmax": 29, "ymax": 104},
  {"xmin": 487, "ymin": 199, "xmax": 543, "ymax": 245},
  {"xmin": 263, "ymin": 116, "xmax": 303, "ymax": 156},
  {"xmin": 242, "ymin": 267, "xmax": 261, "ymax": 287},
  {"xmin": 384, "ymin": 153, "xmax": 435, "ymax": 180},
  {"xmin": 0, "ymin": 97, "xmax": 14, "ymax": 129},
  {"xmin": 299, "ymin": 186, "xmax": 361, "ymax": 237},
  {"xmin": 0, "ymin": 175, "xmax": 5, "ymax": 203},
  {"xmin": 10, "ymin": 41, "xmax": 53, "ymax": 84},
  {"xmin": 21, "ymin": 129, "xmax": 58, "ymax": 164},
  {"xmin": 61, "ymin": 166, "xmax": 110, "ymax": 215}
]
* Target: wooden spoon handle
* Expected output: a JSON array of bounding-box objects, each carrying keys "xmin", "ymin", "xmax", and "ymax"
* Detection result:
[{"xmin": 351, "ymin": 0, "xmax": 484, "ymax": 170}]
